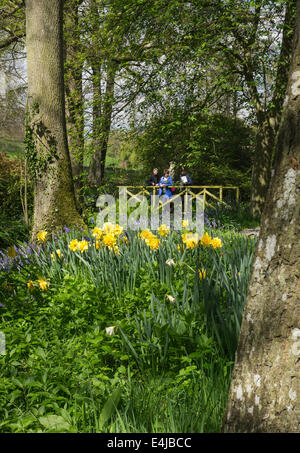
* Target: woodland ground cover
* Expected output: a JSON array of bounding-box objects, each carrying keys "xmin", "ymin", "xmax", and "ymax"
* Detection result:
[{"xmin": 0, "ymin": 221, "xmax": 257, "ymax": 432}]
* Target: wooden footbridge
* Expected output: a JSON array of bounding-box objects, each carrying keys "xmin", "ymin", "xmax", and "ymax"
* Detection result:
[{"xmin": 118, "ymin": 186, "xmax": 239, "ymax": 209}]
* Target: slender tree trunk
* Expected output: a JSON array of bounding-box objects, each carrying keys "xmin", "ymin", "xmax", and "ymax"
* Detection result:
[
  {"xmin": 25, "ymin": 0, "xmax": 84, "ymax": 238},
  {"xmin": 89, "ymin": 60, "xmax": 102, "ymax": 182},
  {"xmin": 223, "ymin": 2, "xmax": 300, "ymax": 432},
  {"xmin": 250, "ymin": 117, "xmax": 275, "ymax": 218},
  {"xmin": 64, "ymin": 0, "xmax": 84, "ymax": 210},
  {"xmin": 88, "ymin": 62, "xmax": 117, "ymax": 186}
]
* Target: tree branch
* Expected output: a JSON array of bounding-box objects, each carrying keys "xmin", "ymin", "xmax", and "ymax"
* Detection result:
[{"xmin": 0, "ymin": 33, "xmax": 24, "ymax": 50}]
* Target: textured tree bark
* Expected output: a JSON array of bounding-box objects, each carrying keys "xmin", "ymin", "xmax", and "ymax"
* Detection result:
[
  {"xmin": 25, "ymin": 0, "xmax": 84, "ymax": 237},
  {"xmin": 64, "ymin": 0, "xmax": 84, "ymax": 210},
  {"xmin": 250, "ymin": 118, "xmax": 275, "ymax": 218},
  {"xmin": 249, "ymin": 1, "xmax": 295, "ymax": 217},
  {"xmin": 223, "ymin": 2, "xmax": 300, "ymax": 432}
]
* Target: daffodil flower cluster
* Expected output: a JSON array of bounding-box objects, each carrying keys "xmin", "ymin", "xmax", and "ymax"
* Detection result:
[
  {"xmin": 68, "ymin": 223, "xmax": 126, "ymax": 255},
  {"xmin": 181, "ymin": 231, "xmax": 223, "ymax": 249},
  {"xmin": 201, "ymin": 232, "xmax": 223, "ymax": 249},
  {"xmin": 51, "ymin": 249, "xmax": 63, "ymax": 261},
  {"xmin": 27, "ymin": 278, "xmax": 49, "ymax": 291},
  {"xmin": 158, "ymin": 224, "xmax": 170, "ymax": 237},
  {"xmin": 182, "ymin": 232, "xmax": 200, "ymax": 249},
  {"xmin": 139, "ymin": 229, "xmax": 160, "ymax": 250},
  {"xmin": 68, "ymin": 239, "xmax": 89, "ymax": 253}
]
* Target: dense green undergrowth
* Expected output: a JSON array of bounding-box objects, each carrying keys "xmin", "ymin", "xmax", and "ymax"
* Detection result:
[{"xmin": 0, "ymin": 226, "xmax": 256, "ymax": 432}]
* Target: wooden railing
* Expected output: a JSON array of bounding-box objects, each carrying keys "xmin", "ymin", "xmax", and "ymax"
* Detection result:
[{"xmin": 118, "ymin": 186, "xmax": 239, "ymax": 209}]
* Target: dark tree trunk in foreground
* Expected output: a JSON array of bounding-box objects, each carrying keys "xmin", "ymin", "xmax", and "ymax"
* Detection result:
[
  {"xmin": 223, "ymin": 2, "xmax": 300, "ymax": 432},
  {"xmin": 25, "ymin": 0, "xmax": 84, "ymax": 237}
]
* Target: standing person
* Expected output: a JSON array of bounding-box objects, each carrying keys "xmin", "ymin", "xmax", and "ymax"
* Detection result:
[
  {"xmin": 179, "ymin": 169, "xmax": 192, "ymax": 189},
  {"xmin": 145, "ymin": 168, "xmax": 160, "ymax": 186},
  {"xmin": 179, "ymin": 169, "xmax": 192, "ymax": 215},
  {"xmin": 158, "ymin": 169, "xmax": 173, "ymax": 200}
]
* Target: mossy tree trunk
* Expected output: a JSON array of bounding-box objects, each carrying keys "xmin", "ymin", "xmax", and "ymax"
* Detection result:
[
  {"xmin": 223, "ymin": 2, "xmax": 300, "ymax": 432},
  {"xmin": 25, "ymin": 0, "xmax": 84, "ymax": 238}
]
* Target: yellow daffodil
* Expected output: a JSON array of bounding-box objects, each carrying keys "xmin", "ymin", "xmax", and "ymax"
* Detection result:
[
  {"xmin": 182, "ymin": 232, "xmax": 199, "ymax": 248},
  {"xmin": 198, "ymin": 268, "xmax": 206, "ymax": 280},
  {"xmin": 200, "ymin": 232, "xmax": 211, "ymax": 247},
  {"xmin": 37, "ymin": 230, "xmax": 47, "ymax": 243},
  {"xmin": 103, "ymin": 233, "xmax": 117, "ymax": 248},
  {"xmin": 78, "ymin": 240, "xmax": 89, "ymax": 253},
  {"xmin": 140, "ymin": 229, "xmax": 153, "ymax": 240},
  {"xmin": 92, "ymin": 227, "xmax": 103, "ymax": 240},
  {"xmin": 113, "ymin": 224, "xmax": 123, "ymax": 236},
  {"xmin": 182, "ymin": 220, "xmax": 189, "ymax": 230},
  {"xmin": 186, "ymin": 241, "xmax": 197, "ymax": 249},
  {"xmin": 38, "ymin": 278, "xmax": 48, "ymax": 291},
  {"xmin": 51, "ymin": 249, "xmax": 63, "ymax": 261},
  {"xmin": 211, "ymin": 237, "xmax": 223, "ymax": 249},
  {"xmin": 146, "ymin": 237, "xmax": 160, "ymax": 250},
  {"xmin": 158, "ymin": 224, "xmax": 170, "ymax": 237},
  {"xmin": 69, "ymin": 239, "xmax": 80, "ymax": 251},
  {"xmin": 27, "ymin": 280, "xmax": 35, "ymax": 290},
  {"xmin": 103, "ymin": 222, "xmax": 115, "ymax": 234}
]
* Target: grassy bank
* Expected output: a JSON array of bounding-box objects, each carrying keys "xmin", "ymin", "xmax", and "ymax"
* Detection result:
[{"xmin": 0, "ymin": 225, "xmax": 256, "ymax": 432}]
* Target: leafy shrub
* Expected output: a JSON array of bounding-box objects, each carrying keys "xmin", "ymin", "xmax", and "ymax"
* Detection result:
[
  {"xmin": 0, "ymin": 152, "xmax": 32, "ymax": 248},
  {"xmin": 131, "ymin": 110, "xmax": 254, "ymax": 201}
]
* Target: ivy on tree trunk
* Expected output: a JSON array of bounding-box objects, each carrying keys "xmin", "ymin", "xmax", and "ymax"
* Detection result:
[{"xmin": 25, "ymin": 0, "xmax": 84, "ymax": 238}]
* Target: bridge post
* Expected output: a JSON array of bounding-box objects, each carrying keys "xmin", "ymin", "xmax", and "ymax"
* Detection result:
[{"xmin": 219, "ymin": 187, "xmax": 223, "ymax": 202}]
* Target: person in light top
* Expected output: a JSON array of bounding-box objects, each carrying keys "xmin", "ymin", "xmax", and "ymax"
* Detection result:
[{"xmin": 179, "ymin": 169, "xmax": 192, "ymax": 188}]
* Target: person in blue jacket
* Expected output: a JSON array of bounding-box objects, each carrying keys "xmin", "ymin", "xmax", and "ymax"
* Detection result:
[{"xmin": 158, "ymin": 169, "xmax": 173, "ymax": 200}]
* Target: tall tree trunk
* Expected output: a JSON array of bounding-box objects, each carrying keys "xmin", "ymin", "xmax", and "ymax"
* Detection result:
[
  {"xmin": 249, "ymin": 1, "xmax": 295, "ymax": 217},
  {"xmin": 223, "ymin": 2, "xmax": 300, "ymax": 432},
  {"xmin": 25, "ymin": 0, "xmax": 84, "ymax": 238},
  {"xmin": 88, "ymin": 62, "xmax": 117, "ymax": 186},
  {"xmin": 64, "ymin": 0, "xmax": 84, "ymax": 210}
]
